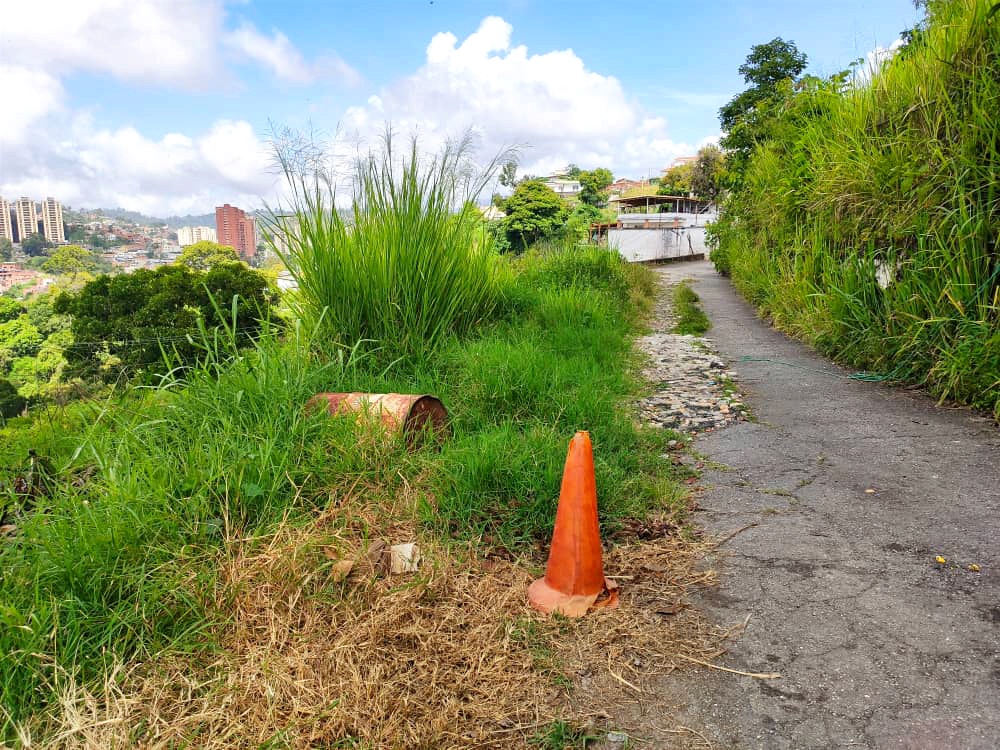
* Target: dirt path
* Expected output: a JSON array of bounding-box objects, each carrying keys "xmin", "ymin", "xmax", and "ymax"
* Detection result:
[{"xmin": 653, "ymin": 261, "xmax": 1000, "ymax": 749}]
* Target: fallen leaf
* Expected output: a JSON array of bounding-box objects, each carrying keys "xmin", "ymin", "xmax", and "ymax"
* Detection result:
[
  {"xmin": 935, "ymin": 555, "xmax": 946, "ymax": 564},
  {"xmin": 364, "ymin": 539, "xmax": 389, "ymax": 575},
  {"xmin": 330, "ymin": 559, "xmax": 355, "ymax": 582},
  {"xmin": 865, "ymin": 488, "xmax": 876, "ymax": 494},
  {"xmin": 968, "ymin": 563, "xmax": 981, "ymax": 572}
]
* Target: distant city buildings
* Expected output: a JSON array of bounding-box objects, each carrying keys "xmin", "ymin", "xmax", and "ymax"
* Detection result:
[
  {"xmin": 177, "ymin": 225, "xmax": 218, "ymax": 247},
  {"xmin": 0, "ymin": 196, "xmax": 66, "ymax": 244},
  {"xmin": 0, "ymin": 198, "xmax": 12, "ymax": 244},
  {"xmin": 40, "ymin": 197, "xmax": 64, "ymax": 245},
  {"xmin": 14, "ymin": 197, "xmax": 38, "ymax": 243},
  {"xmin": 542, "ymin": 176, "xmax": 582, "ymax": 198},
  {"xmin": 215, "ymin": 204, "xmax": 256, "ymax": 259}
]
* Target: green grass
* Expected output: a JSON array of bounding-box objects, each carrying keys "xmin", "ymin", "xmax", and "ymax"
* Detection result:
[
  {"xmin": 672, "ymin": 282, "xmax": 711, "ymax": 335},
  {"xmin": 710, "ymin": 0, "xmax": 999, "ymax": 419},
  {"xmin": 268, "ymin": 131, "xmax": 507, "ymax": 359},
  {"xmin": 529, "ymin": 720, "xmax": 597, "ymax": 750},
  {"xmin": 0, "ymin": 242, "xmax": 683, "ymax": 739}
]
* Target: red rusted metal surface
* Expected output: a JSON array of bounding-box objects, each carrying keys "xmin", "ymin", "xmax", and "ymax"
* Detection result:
[{"xmin": 308, "ymin": 392, "xmax": 450, "ymax": 446}]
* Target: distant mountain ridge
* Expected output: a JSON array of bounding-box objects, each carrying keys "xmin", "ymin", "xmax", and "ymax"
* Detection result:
[{"xmin": 99, "ymin": 208, "xmax": 218, "ymax": 228}]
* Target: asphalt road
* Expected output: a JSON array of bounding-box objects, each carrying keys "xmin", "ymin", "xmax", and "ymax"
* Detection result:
[{"xmin": 656, "ymin": 261, "xmax": 1000, "ymax": 750}]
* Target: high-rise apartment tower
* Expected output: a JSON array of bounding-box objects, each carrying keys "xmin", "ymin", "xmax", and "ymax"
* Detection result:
[
  {"xmin": 215, "ymin": 204, "xmax": 256, "ymax": 259},
  {"xmin": 40, "ymin": 197, "xmax": 64, "ymax": 245}
]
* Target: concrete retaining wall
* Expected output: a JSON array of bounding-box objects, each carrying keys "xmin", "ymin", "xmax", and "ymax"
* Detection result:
[{"xmin": 609, "ymin": 225, "xmax": 708, "ymax": 263}]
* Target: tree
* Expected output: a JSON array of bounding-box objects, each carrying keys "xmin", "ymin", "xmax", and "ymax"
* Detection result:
[
  {"xmin": 40, "ymin": 245, "xmax": 99, "ymax": 277},
  {"xmin": 498, "ymin": 160, "xmax": 518, "ymax": 188},
  {"xmin": 0, "ymin": 379, "xmax": 25, "ymax": 420},
  {"xmin": 0, "ymin": 298, "xmax": 25, "ymax": 324},
  {"xmin": 658, "ymin": 161, "xmax": 694, "ymax": 196},
  {"xmin": 177, "ymin": 240, "xmax": 241, "ymax": 270},
  {"xmin": 0, "ymin": 237, "xmax": 12, "ymax": 261},
  {"xmin": 0, "ymin": 315, "xmax": 43, "ymax": 363},
  {"xmin": 689, "ymin": 145, "xmax": 725, "ymax": 201},
  {"xmin": 720, "ymin": 38, "xmax": 808, "ymax": 185},
  {"xmin": 577, "ymin": 168, "xmax": 614, "ymax": 207},
  {"xmin": 20, "ymin": 233, "xmax": 52, "ymax": 257},
  {"xmin": 500, "ymin": 179, "xmax": 569, "ymax": 252},
  {"xmin": 54, "ymin": 263, "xmax": 276, "ymax": 381}
]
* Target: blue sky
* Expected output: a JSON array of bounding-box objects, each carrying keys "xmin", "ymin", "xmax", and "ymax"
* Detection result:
[{"xmin": 1, "ymin": 0, "xmax": 921, "ymax": 216}]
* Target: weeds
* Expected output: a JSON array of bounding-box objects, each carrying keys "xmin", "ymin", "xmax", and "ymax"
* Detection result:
[
  {"xmin": 671, "ymin": 282, "xmax": 711, "ymax": 336},
  {"xmin": 0, "ymin": 239, "xmax": 686, "ymax": 741},
  {"xmin": 269, "ymin": 130, "xmax": 508, "ymax": 359},
  {"xmin": 711, "ymin": 0, "xmax": 1000, "ymax": 419}
]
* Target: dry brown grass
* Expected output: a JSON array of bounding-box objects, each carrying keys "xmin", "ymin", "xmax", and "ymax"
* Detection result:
[{"xmin": 30, "ymin": 505, "xmax": 724, "ymax": 749}]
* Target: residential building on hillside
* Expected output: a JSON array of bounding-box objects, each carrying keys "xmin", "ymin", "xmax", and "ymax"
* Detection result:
[
  {"xmin": 40, "ymin": 197, "xmax": 65, "ymax": 245},
  {"xmin": 0, "ymin": 197, "xmax": 13, "ymax": 244},
  {"xmin": 177, "ymin": 225, "xmax": 218, "ymax": 247},
  {"xmin": 215, "ymin": 204, "xmax": 256, "ymax": 259},
  {"xmin": 14, "ymin": 197, "xmax": 37, "ymax": 243},
  {"xmin": 543, "ymin": 177, "xmax": 581, "ymax": 198}
]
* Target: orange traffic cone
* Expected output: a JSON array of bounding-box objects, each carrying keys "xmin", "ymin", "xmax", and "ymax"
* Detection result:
[{"xmin": 528, "ymin": 431, "xmax": 619, "ymax": 617}]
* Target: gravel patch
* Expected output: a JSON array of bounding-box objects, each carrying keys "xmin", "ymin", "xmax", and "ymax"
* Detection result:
[{"xmin": 637, "ymin": 276, "xmax": 748, "ymax": 434}]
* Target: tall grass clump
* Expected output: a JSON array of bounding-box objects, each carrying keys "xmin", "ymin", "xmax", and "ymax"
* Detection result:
[
  {"xmin": 268, "ymin": 131, "xmax": 508, "ymax": 358},
  {"xmin": 712, "ymin": 0, "xmax": 999, "ymax": 418}
]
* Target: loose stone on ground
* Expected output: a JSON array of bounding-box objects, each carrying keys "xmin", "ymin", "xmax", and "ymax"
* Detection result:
[{"xmin": 637, "ymin": 276, "xmax": 747, "ymax": 434}]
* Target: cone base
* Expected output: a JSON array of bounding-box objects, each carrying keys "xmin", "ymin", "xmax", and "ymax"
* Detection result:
[{"xmin": 528, "ymin": 576, "xmax": 618, "ymax": 618}]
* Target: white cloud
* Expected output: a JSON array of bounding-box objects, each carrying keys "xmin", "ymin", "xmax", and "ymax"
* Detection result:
[
  {"xmin": 0, "ymin": 1, "xmax": 352, "ymax": 214},
  {"xmin": 1, "ymin": 12, "xmax": 716, "ymax": 215},
  {"xmin": 1, "ymin": 110, "xmax": 279, "ymax": 216},
  {"xmin": 855, "ymin": 38, "xmax": 905, "ymax": 85},
  {"xmin": 0, "ymin": 65, "xmax": 64, "ymax": 146},
  {"xmin": 224, "ymin": 22, "xmax": 362, "ymax": 86},
  {"xmin": 1, "ymin": 0, "xmax": 226, "ymax": 89},
  {"xmin": 338, "ymin": 16, "xmax": 706, "ymax": 178}
]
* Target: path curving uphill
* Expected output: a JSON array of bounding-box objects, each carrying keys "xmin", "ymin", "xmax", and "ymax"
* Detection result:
[{"xmin": 654, "ymin": 260, "xmax": 1000, "ymax": 750}]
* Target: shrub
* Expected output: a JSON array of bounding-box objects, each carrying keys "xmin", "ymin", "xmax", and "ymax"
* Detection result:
[
  {"xmin": 271, "ymin": 133, "xmax": 505, "ymax": 358},
  {"xmin": 713, "ymin": 0, "xmax": 1000, "ymax": 418},
  {"xmin": 55, "ymin": 263, "xmax": 276, "ymax": 381}
]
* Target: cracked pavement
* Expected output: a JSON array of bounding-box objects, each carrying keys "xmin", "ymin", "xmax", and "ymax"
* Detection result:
[{"xmin": 654, "ymin": 261, "xmax": 1000, "ymax": 749}]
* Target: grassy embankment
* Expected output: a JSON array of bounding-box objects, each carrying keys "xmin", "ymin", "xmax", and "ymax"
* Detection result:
[
  {"xmin": 0, "ymin": 139, "xmax": 690, "ymax": 746},
  {"xmin": 710, "ymin": 0, "xmax": 999, "ymax": 418}
]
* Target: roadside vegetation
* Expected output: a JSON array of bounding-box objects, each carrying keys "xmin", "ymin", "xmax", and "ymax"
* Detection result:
[
  {"xmin": 711, "ymin": 0, "xmax": 1000, "ymax": 418},
  {"xmin": 672, "ymin": 282, "xmax": 711, "ymax": 336},
  {"xmin": 0, "ymin": 136, "xmax": 698, "ymax": 746}
]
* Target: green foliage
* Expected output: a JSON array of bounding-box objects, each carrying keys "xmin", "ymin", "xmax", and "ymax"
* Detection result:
[
  {"xmin": 54, "ymin": 263, "xmax": 276, "ymax": 381},
  {"xmin": 0, "ymin": 378, "xmax": 25, "ymax": 419},
  {"xmin": 0, "ymin": 297, "xmax": 24, "ymax": 323},
  {"xmin": 272, "ymin": 133, "xmax": 505, "ymax": 358},
  {"xmin": 529, "ymin": 720, "xmax": 596, "ymax": 749},
  {"xmin": 39, "ymin": 244, "xmax": 100, "ymax": 277},
  {"xmin": 690, "ymin": 145, "xmax": 725, "ymax": 201},
  {"xmin": 20, "ymin": 233, "xmax": 52, "ymax": 256},
  {"xmin": 713, "ymin": 0, "xmax": 1000, "ymax": 419},
  {"xmin": 0, "ymin": 243, "xmax": 683, "ymax": 735},
  {"xmin": 658, "ymin": 161, "xmax": 694, "ymax": 196},
  {"xmin": 0, "ymin": 237, "xmax": 12, "ymax": 261},
  {"xmin": 577, "ymin": 167, "xmax": 613, "ymax": 207},
  {"xmin": 499, "ymin": 159, "xmax": 518, "ymax": 187},
  {"xmin": 0, "ymin": 315, "xmax": 43, "ymax": 363},
  {"xmin": 720, "ymin": 37, "xmax": 808, "ymax": 185},
  {"xmin": 672, "ymin": 282, "xmax": 711, "ymax": 335},
  {"xmin": 502, "ymin": 179, "xmax": 570, "ymax": 251},
  {"xmin": 177, "ymin": 240, "xmax": 241, "ymax": 270}
]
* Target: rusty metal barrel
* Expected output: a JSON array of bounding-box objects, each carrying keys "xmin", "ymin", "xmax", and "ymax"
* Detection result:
[{"xmin": 308, "ymin": 392, "xmax": 450, "ymax": 446}]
